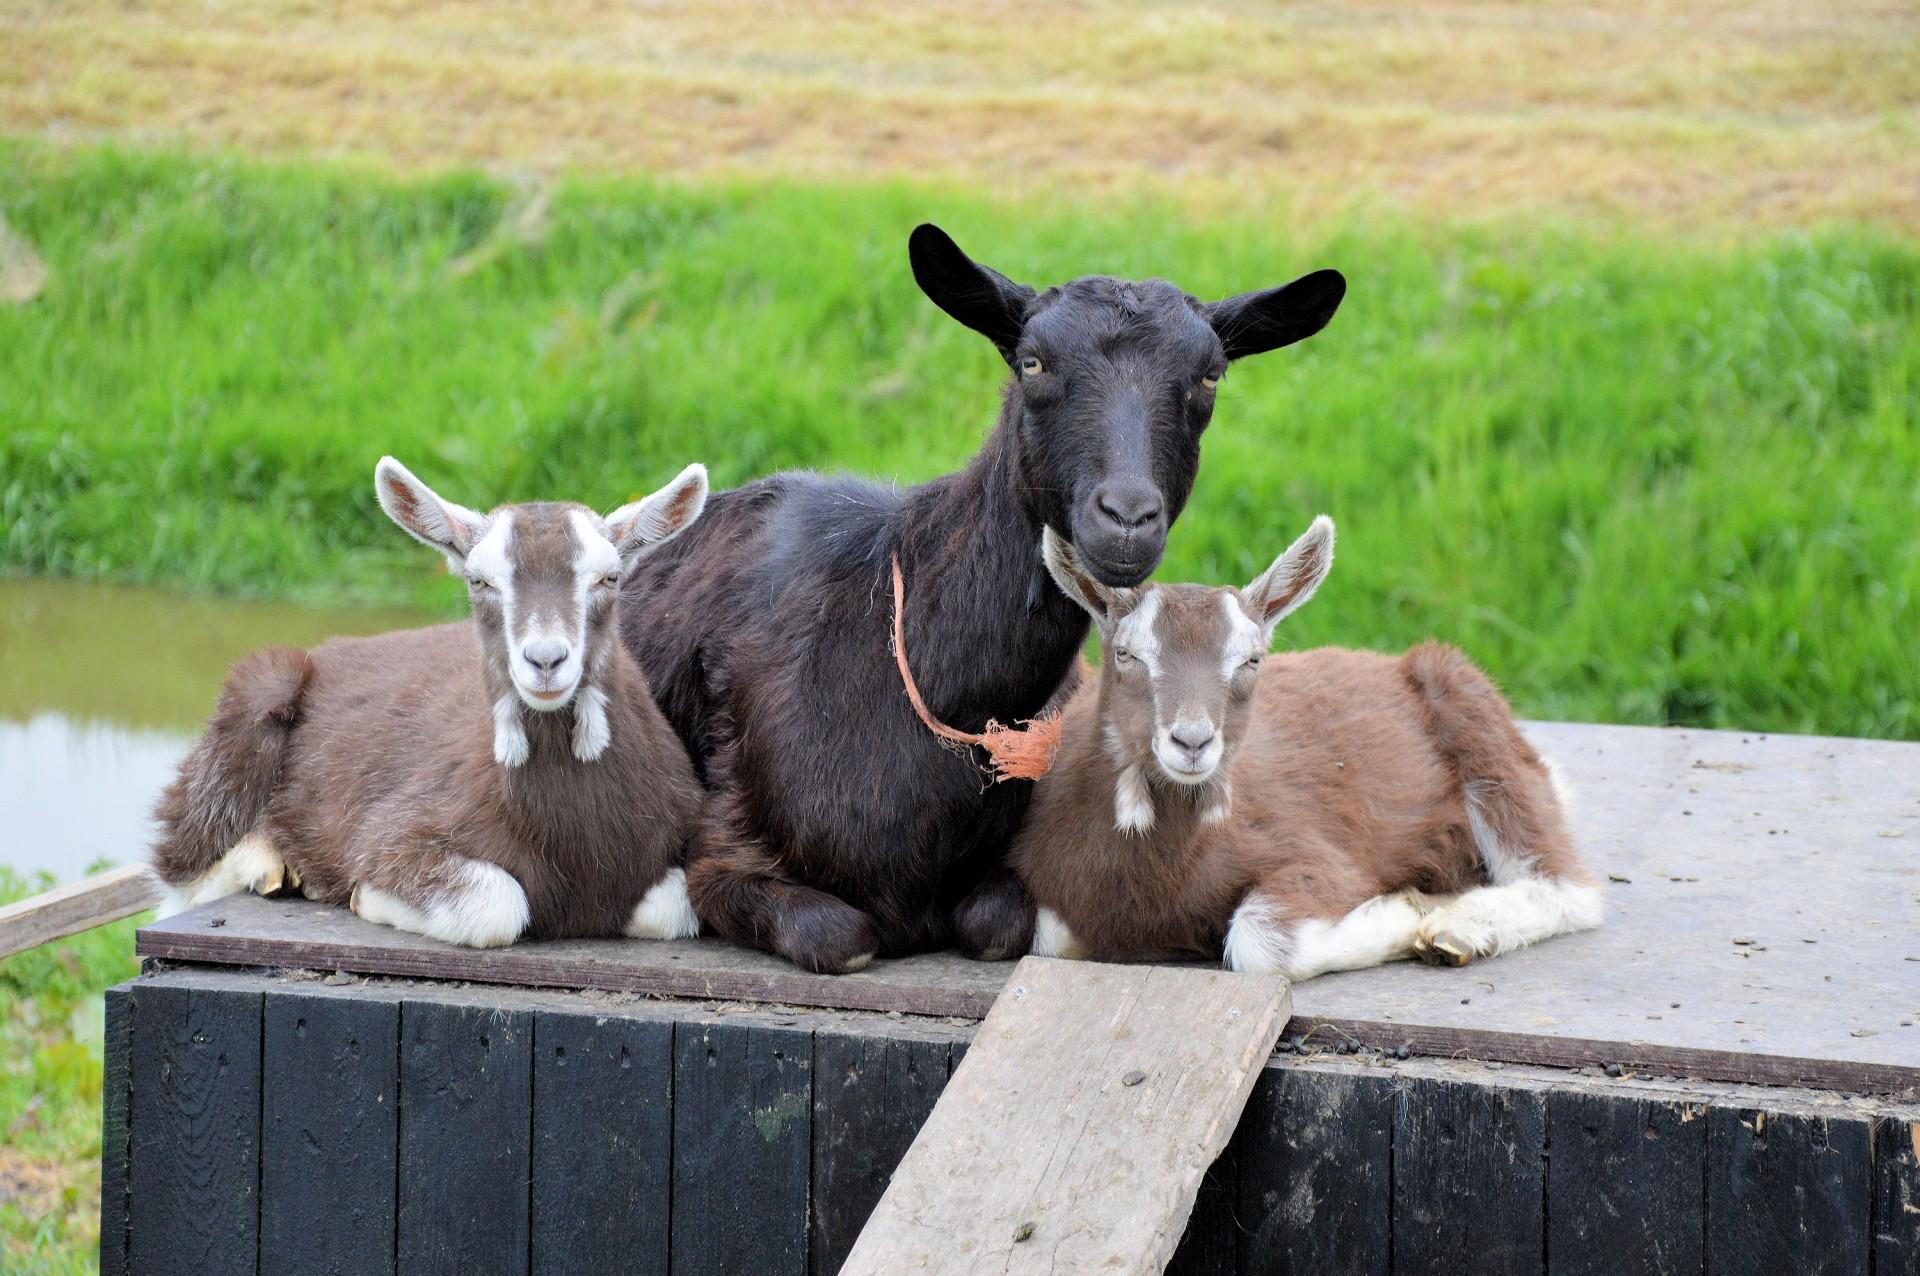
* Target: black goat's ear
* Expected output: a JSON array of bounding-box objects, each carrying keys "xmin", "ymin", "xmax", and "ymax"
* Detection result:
[
  {"xmin": 1205, "ymin": 268, "xmax": 1346, "ymax": 361},
  {"xmin": 909, "ymin": 223, "xmax": 1036, "ymax": 359}
]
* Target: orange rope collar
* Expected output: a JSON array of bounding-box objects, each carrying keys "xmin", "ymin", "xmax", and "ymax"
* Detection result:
[{"xmin": 890, "ymin": 554, "xmax": 1062, "ymax": 783}]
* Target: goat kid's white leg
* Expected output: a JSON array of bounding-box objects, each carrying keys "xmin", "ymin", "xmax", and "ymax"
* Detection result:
[
  {"xmin": 1226, "ymin": 890, "xmax": 1434, "ymax": 981},
  {"xmin": 572, "ymin": 685, "xmax": 612, "ymax": 762},
  {"xmin": 1030, "ymin": 907, "xmax": 1086, "ymax": 960},
  {"xmin": 493, "ymin": 695, "xmax": 530, "ymax": 768},
  {"xmin": 624, "ymin": 867, "xmax": 700, "ymax": 939},
  {"xmin": 351, "ymin": 857, "xmax": 530, "ymax": 948},
  {"xmin": 158, "ymin": 833, "xmax": 292, "ymax": 916},
  {"xmin": 1114, "ymin": 764, "xmax": 1155, "ymax": 835},
  {"xmin": 1413, "ymin": 875, "xmax": 1605, "ymax": 967}
]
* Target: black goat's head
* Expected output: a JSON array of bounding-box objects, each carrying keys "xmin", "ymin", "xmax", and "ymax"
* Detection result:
[{"xmin": 910, "ymin": 223, "xmax": 1345, "ymax": 586}]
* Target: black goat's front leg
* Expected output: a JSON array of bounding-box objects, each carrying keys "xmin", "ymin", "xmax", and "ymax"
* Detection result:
[
  {"xmin": 951, "ymin": 865, "xmax": 1036, "ymax": 961},
  {"xmin": 686, "ymin": 787, "xmax": 879, "ymax": 975}
]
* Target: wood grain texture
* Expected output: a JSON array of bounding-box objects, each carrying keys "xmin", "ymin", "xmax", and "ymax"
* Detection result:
[
  {"xmin": 1394, "ymin": 1074, "xmax": 1548, "ymax": 1276},
  {"xmin": 671, "ymin": 1020, "xmax": 814, "ymax": 1276},
  {"xmin": 128, "ymin": 981, "xmax": 263, "ymax": 1276},
  {"xmin": 397, "ymin": 1000, "xmax": 533, "ymax": 1276},
  {"xmin": 810, "ymin": 1032, "xmax": 952, "ymax": 1276},
  {"xmin": 531, "ymin": 1012, "xmax": 672, "ymax": 1276},
  {"xmin": 1238, "ymin": 1066, "xmax": 1393, "ymax": 1276},
  {"xmin": 98, "ymin": 984, "xmax": 132, "ymax": 1276},
  {"xmin": 839, "ymin": 957, "xmax": 1290, "ymax": 1276},
  {"xmin": 137, "ymin": 721, "xmax": 1920, "ymax": 1093},
  {"xmin": 1873, "ymin": 1115, "xmax": 1920, "ymax": 1276},
  {"xmin": 0, "ymin": 864, "xmax": 158, "ymax": 957},
  {"xmin": 1547, "ymin": 1089, "xmax": 1705, "ymax": 1276},
  {"xmin": 1707, "ymin": 1105, "xmax": 1872, "ymax": 1276},
  {"xmin": 261, "ymin": 988, "xmax": 400, "ymax": 1276},
  {"xmin": 1166, "ymin": 1146, "xmax": 1238, "ymax": 1276}
]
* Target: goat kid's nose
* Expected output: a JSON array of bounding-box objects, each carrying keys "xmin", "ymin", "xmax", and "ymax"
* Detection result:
[
  {"xmin": 1170, "ymin": 720, "xmax": 1216, "ymax": 754},
  {"xmin": 522, "ymin": 638, "xmax": 570, "ymax": 672},
  {"xmin": 1093, "ymin": 482, "xmax": 1164, "ymax": 531}
]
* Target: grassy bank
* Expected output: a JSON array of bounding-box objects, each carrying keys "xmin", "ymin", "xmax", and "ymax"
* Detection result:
[
  {"xmin": 3, "ymin": 142, "xmax": 1918, "ymax": 739},
  {"xmin": 0, "ymin": 870, "xmax": 142, "ymax": 1275},
  {"xmin": 5, "ymin": 0, "xmax": 1917, "ymax": 228}
]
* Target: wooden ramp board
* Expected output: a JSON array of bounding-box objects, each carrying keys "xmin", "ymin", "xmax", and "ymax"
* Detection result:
[
  {"xmin": 839, "ymin": 957, "xmax": 1290, "ymax": 1275},
  {"xmin": 135, "ymin": 722, "xmax": 1920, "ymax": 1092}
]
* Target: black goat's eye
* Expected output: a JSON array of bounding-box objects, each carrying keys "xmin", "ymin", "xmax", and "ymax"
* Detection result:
[
  {"xmin": 1201, "ymin": 370, "xmax": 1222, "ymax": 390},
  {"xmin": 1019, "ymin": 356, "xmax": 1044, "ymax": 377}
]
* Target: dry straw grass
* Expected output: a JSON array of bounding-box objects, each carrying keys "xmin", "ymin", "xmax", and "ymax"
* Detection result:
[{"xmin": 3, "ymin": 0, "xmax": 1917, "ymax": 228}]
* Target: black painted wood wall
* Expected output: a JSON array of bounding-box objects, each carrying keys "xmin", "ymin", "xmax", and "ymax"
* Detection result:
[{"xmin": 103, "ymin": 968, "xmax": 1920, "ymax": 1276}]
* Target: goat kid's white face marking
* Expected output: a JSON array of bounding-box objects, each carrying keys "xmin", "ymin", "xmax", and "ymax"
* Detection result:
[{"xmin": 464, "ymin": 509, "xmax": 625, "ymax": 713}]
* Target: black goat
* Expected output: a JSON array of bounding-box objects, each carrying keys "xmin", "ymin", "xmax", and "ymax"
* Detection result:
[{"xmin": 620, "ymin": 223, "xmax": 1345, "ymax": 972}]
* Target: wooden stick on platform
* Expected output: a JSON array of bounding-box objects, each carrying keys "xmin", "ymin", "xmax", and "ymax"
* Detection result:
[
  {"xmin": 840, "ymin": 956, "xmax": 1291, "ymax": 1275},
  {"xmin": 0, "ymin": 865, "xmax": 159, "ymax": 959}
]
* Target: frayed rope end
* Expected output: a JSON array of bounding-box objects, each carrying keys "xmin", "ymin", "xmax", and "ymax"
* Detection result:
[{"xmin": 891, "ymin": 553, "xmax": 1063, "ymax": 782}]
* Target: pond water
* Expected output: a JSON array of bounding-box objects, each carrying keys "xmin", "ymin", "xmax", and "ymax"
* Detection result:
[{"xmin": 0, "ymin": 577, "xmax": 431, "ymax": 883}]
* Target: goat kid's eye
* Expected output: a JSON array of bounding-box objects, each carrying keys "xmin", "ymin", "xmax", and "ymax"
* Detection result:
[
  {"xmin": 1019, "ymin": 356, "xmax": 1044, "ymax": 378},
  {"xmin": 597, "ymin": 573, "xmax": 620, "ymax": 589},
  {"xmin": 1112, "ymin": 646, "xmax": 1135, "ymax": 665},
  {"xmin": 468, "ymin": 576, "xmax": 494, "ymax": 593}
]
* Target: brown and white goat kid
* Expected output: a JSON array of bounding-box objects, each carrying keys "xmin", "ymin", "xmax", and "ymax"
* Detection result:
[
  {"xmin": 150, "ymin": 458, "xmax": 711, "ymax": 948},
  {"xmin": 1010, "ymin": 519, "xmax": 1603, "ymax": 980}
]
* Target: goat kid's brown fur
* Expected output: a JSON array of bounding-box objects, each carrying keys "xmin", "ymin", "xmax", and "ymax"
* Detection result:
[{"xmin": 1012, "ymin": 532, "xmax": 1593, "ymax": 970}]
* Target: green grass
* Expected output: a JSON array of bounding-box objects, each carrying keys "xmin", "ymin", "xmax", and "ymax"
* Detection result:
[
  {"xmin": 0, "ymin": 869, "xmax": 143, "ymax": 1276},
  {"xmin": 3, "ymin": 141, "xmax": 1917, "ymax": 738}
]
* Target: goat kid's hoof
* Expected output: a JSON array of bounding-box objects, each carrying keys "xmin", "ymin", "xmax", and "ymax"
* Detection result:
[{"xmin": 1414, "ymin": 931, "xmax": 1476, "ymax": 967}]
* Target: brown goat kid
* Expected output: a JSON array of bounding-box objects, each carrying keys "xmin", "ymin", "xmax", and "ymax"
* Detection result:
[
  {"xmin": 150, "ymin": 458, "xmax": 710, "ymax": 948},
  {"xmin": 1011, "ymin": 519, "xmax": 1602, "ymax": 980}
]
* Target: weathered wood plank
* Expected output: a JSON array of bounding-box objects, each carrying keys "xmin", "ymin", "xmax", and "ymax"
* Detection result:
[
  {"xmin": 98, "ymin": 985, "xmax": 132, "ymax": 1276},
  {"xmin": 136, "ymin": 718, "xmax": 1920, "ymax": 1094},
  {"xmin": 1394, "ymin": 1074, "xmax": 1548, "ymax": 1276},
  {"xmin": 840, "ymin": 957, "xmax": 1290, "ymax": 1276},
  {"xmin": 0, "ymin": 864, "xmax": 158, "ymax": 958},
  {"xmin": 128, "ymin": 981, "xmax": 263, "ymax": 1276},
  {"xmin": 531, "ymin": 1011, "xmax": 673, "ymax": 1276},
  {"xmin": 1874, "ymin": 1115, "xmax": 1920, "ymax": 1276},
  {"xmin": 396, "ymin": 1000, "xmax": 533, "ymax": 1276},
  {"xmin": 1547, "ymin": 1088, "xmax": 1705, "ymax": 1276},
  {"xmin": 810, "ymin": 1032, "xmax": 951, "ymax": 1276},
  {"xmin": 1166, "ymin": 1146, "xmax": 1238, "ymax": 1276},
  {"xmin": 1238, "ymin": 1065, "xmax": 1393, "ymax": 1276},
  {"xmin": 672, "ymin": 1021, "xmax": 814, "ymax": 1276},
  {"xmin": 1707, "ymin": 1106, "xmax": 1871, "ymax": 1276},
  {"xmin": 261, "ymin": 988, "xmax": 400, "ymax": 1276}
]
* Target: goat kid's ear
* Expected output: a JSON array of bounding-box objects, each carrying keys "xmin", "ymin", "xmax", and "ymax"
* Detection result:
[
  {"xmin": 1242, "ymin": 515, "xmax": 1335, "ymax": 640},
  {"xmin": 909, "ymin": 223, "xmax": 1037, "ymax": 361},
  {"xmin": 605, "ymin": 463, "xmax": 709, "ymax": 564},
  {"xmin": 1041, "ymin": 526, "xmax": 1135, "ymax": 630},
  {"xmin": 374, "ymin": 456, "xmax": 489, "ymax": 567},
  {"xmin": 1205, "ymin": 269, "xmax": 1346, "ymax": 361}
]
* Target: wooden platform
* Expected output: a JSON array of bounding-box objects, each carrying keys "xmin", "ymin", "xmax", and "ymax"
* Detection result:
[
  {"xmin": 101, "ymin": 965, "xmax": 1920, "ymax": 1276},
  {"xmin": 137, "ymin": 722, "xmax": 1920, "ymax": 1094}
]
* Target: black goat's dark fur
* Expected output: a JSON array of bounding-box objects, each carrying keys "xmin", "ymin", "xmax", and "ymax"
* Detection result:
[{"xmin": 620, "ymin": 224, "xmax": 1345, "ymax": 972}]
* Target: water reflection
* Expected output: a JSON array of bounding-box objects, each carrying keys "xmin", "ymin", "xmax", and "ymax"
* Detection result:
[{"xmin": 0, "ymin": 576, "xmax": 432, "ymax": 881}]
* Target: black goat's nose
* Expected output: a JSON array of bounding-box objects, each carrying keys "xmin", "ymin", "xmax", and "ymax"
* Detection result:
[
  {"xmin": 1170, "ymin": 721, "xmax": 1216, "ymax": 752},
  {"xmin": 1094, "ymin": 483, "xmax": 1164, "ymax": 530}
]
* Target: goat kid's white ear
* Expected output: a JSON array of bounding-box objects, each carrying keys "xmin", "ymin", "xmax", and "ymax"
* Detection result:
[
  {"xmin": 374, "ymin": 456, "xmax": 489, "ymax": 566},
  {"xmin": 605, "ymin": 463, "xmax": 709, "ymax": 564},
  {"xmin": 1242, "ymin": 515, "xmax": 1335, "ymax": 640},
  {"xmin": 1041, "ymin": 526, "xmax": 1135, "ymax": 629}
]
